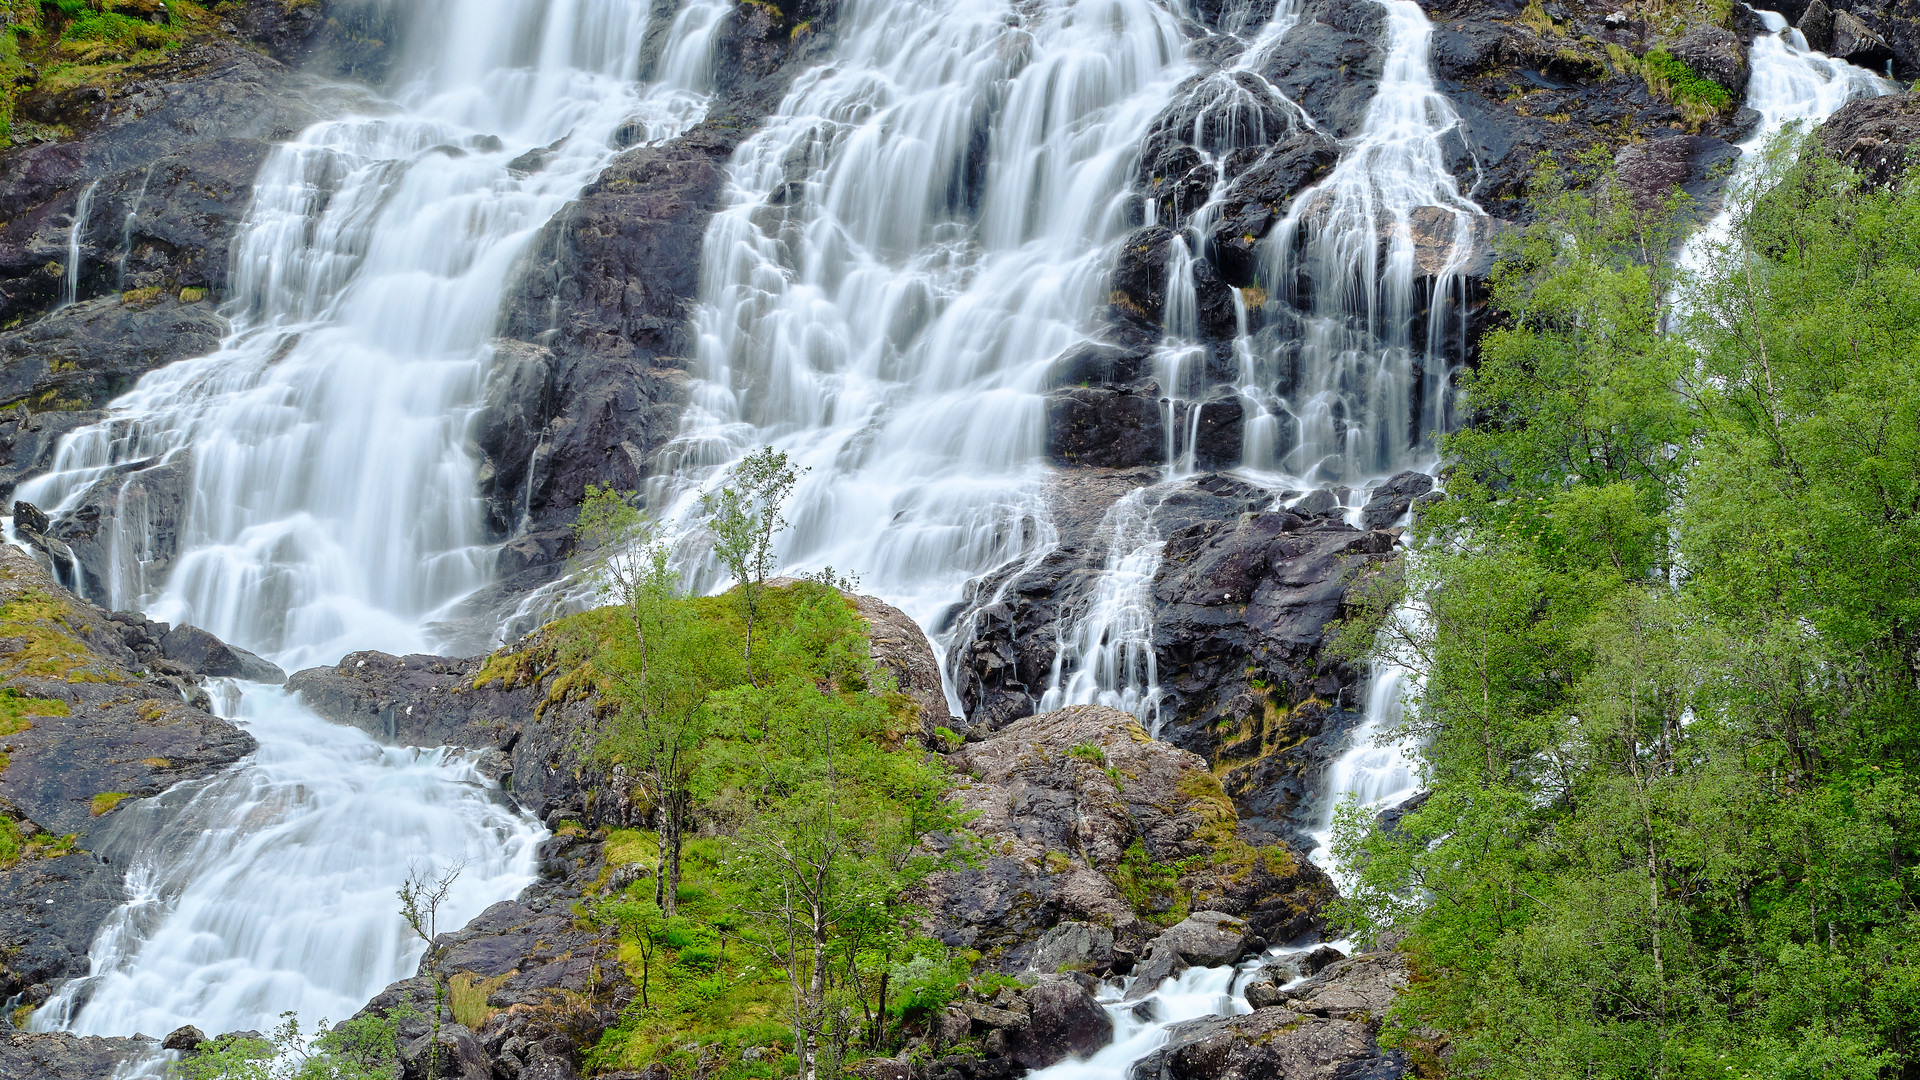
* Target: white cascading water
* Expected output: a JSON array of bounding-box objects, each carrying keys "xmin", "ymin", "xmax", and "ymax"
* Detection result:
[
  {"xmin": 650, "ymin": 0, "xmax": 1191, "ymax": 637},
  {"xmin": 23, "ymin": 0, "xmax": 725, "ymax": 1053},
  {"xmin": 1680, "ymin": 10, "xmax": 1889, "ymax": 272},
  {"xmin": 1252, "ymin": 0, "xmax": 1479, "ymax": 482},
  {"xmin": 1025, "ymin": 943, "xmax": 1330, "ymax": 1080},
  {"xmin": 1041, "ymin": 0, "xmax": 1481, "ymax": 719},
  {"xmin": 1036, "ymin": 487, "xmax": 1168, "ymax": 729},
  {"xmin": 1308, "ymin": 5, "xmax": 1895, "ymax": 883}
]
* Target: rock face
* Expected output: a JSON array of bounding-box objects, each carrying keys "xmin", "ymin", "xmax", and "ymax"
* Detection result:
[
  {"xmin": 0, "ymin": 1032, "xmax": 159, "ymax": 1079},
  {"xmin": 920, "ymin": 705, "xmax": 1334, "ymax": 971},
  {"xmin": 354, "ymin": 832, "xmax": 628, "ymax": 1080},
  {"xmin": 1127, "ymin": 952, "xmax": 1411, "ymax": 1080},
  {"xmin": 0, "ymin": 41, "xmax": 349, "ymax": 328},
  {"xmin": 1422, "ymin": 0, "xmax": 1753, "ymax": 225},
  {"xmin": 1151, "ymin": 511, "xmax": 1397, "ymax": 834},
  {"xmin": 479, "ymin": 0, "xmax": 842, "ymax": 603},
  {"xmin": 0, "ymin": 544, "xmax": 254, "ymax": 1031},
  {"xmin": 1819, "ymin": 91, "xmax": 1920, "ymax": 185}
]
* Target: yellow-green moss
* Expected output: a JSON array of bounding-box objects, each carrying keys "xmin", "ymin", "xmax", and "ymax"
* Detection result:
[
  {"xmin": 90, "ymin": 791, "xmax": 130, "ymax": 816},
  {"xmin": 449, "ymin": 970, "xmax": 513, "ymax": 1030},
  {"xmin": 0, "ymin": 591, "xmax": 123, "ymax": 683},
  {"xmin": 0, "ymin": 686, "xmax": 67, "ymax": 736}
]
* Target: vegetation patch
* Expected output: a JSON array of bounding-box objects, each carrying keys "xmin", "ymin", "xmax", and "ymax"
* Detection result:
[
  {"xmin": 89, "ymin": 791, "xmax": 129, "ymax": 816},
  {"xmin": 0, "ymin": 590, "xmax": 121, "ymax": 682}
]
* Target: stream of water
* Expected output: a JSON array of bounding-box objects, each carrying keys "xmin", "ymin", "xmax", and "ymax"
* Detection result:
[
  {"xmin": 13, "ymin": 0, "xmax": 1888, "ymax": 1071},
  {"xmin": 23, "ymin": 0, "xmax": 726, "ymax": 1053}
]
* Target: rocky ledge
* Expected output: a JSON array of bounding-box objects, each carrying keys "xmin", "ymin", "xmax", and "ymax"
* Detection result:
[{"xmin": 0, "ymin": 544, "xmax": 263, "ymax": 1058}]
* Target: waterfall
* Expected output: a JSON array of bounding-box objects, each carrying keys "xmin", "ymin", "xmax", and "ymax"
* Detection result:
[
  {"xmin": 650, "ymin": 0, "xmax": 1191, "ymax": 634},
  {"xmin": 61, "ymin": 180, "xmax": 99, "ymax": 309},
  {"xmin": 1680, "ymin": 10, "xmax": 1890, "ymax": 274},
  {"xmin": 1307, "ymin": 6, "xmax": 1894, "ymax": 887},
  {"xmin": 1037, "ymin": 488, "xmax": 1168, "ymax": 728},
  {"xmin": 24, "ymin": 0, "xmax": 727, "ymax": 1050},
  {"xmin": 19, "ymin": 0, "xmax": 719, "ymax": 669},
  {"xmin": 1253, "ymin": 0, "xmax": 1480, "ymax": 482}
]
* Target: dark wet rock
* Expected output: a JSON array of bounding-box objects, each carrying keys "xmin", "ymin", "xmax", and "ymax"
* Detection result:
[
  {"xmin": 0, "ymin": 544, "xmax": 253, "ymax": 1010},
  {"xmin": 946, "ymin": 471, "xmax": 1277, "ymax": 730},
  {"xmin": 1800, "ymin": 0, "xmax": 1837, "ymax": 52},
  {"xmin": 1359, "ymin": 471, "xmax": 1435, "ymax": 530},
  {"xmin": 1419, "ymin": 0, "xmax": 1758, "ymax": 225},
  {"xmin": 486, "ymin": 0, "xmax": 841, "ymax": 605},
  {"xmin": 1671, "ymin": 25, "xmax": 1748, "ymax": 96},
  {"xmin": 0, "ymin": 293, "xmax": 223, "ymax": 414},
  {"xmin": 1819, "ymin": 91, "xmax": 1920, "ymax": 186},
  {"xmin": 30, "ymin": 450, "xmax": 191, "ymax": 602},
  {"xmin": 1834, "ymin": 9, "xmax": 1895, "ymax": 66},
  {"xmin": 1107, "ymin": 224, "xmax": 1236, "ymax": 343},
  {"xmin": 0, "ymin": 43, "xmax": 346, "ymax": 328},
  {"xmin": 0, "ymin": 1031, "xmax": 157, "ymax": 1079},
  {"xmin": 1207, "ymin": 131, "xmax": 1340, "ymax": 287},
  {"xmin": 1191, "ymin": 391, "xmax": 1244, "ymax": 472},
  {"xmin": 1150, "ymin": 514, "xmax": 1398, "ymax": 836},
  {"xmin": 162, "ymin": 1025, "xmax": 207, "ymax": 1054},
  {"xmin": 919, "ymin": 705, "xmax": 1333, "ymax": 971},
  {"xmin": 1047, "ymin": 342, "xmax": 1156, "ymax": 389},
  {"xmin": 1047, "ymin": 387, "xmax": 1166, "ymax": 469},
  {"xmin": 236, "ymin": 0, "xmax": 402, "ymax": 81},
  {"xmin": 0, "ymin": 409, "xmax": 100, "ymax": 506},
  {"xmin": 1259, "ymin": 0, "xmax": 1390, "ymax": 137},
  {"xmin": 160, "ymin": 624, "xmax": 286, "ymax": 685}
]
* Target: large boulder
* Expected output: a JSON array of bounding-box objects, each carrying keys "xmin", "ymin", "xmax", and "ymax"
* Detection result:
[
  {"xmin": 1124, "ymin": 911, "xmax": 1261, "ymax": 998},
  {"xmin": 1127, "ymin": 1007, "xmax": 1396, "ymax": 1080},
  {"xmin": 1819, "ymin": 91, "xmax": 1920, "ymax": 186},
  {"xmin": 918, "ymin": 705, "xmax": 1333, "ymax": 970},
  {"xmin": 1670, "ymin": 25, "xmax": 1749, "ymax": 98},
  {"xmin": 1005, "ymin": 976, "xmax": 1114, "ymax": 1069},
  {"xmin": 159, "ymin": 624, "xmax": 286, "ymax": 685}
]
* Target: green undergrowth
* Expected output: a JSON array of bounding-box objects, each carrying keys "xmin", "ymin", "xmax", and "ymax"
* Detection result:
[
  {"xmin": 0, "ymin": 814, "xmax": 74, "ymax": 869},
  {"xmin": 590, "ymin": 830, "xmax": 978, "ymax": 1080},
  {"xmin": 0, "ymin": 0, "xmax": 226, "ymax": 146}
]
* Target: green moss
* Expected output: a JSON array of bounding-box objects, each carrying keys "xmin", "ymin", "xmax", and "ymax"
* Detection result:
[
  {"xmin": 0, "ymin": 591, "xmax": 122, "ymax": 682},
  {"xmin": 177, "ymin": 286, "xmax": 206, "ymax": 303},
  {"xmin": 0, "ymin": 815, "xmax": 78, "ymax": 869},
  {"xmin": 0, "ymin": 686, "xmax": 67, "ymax": 737},
  {"xmin": 1067, "ymin": 741, "xmax": 1106, "ymax": 767},
  {"xmin": 89, "ymin": 791, "xmax": 130, "ymax": 816}
]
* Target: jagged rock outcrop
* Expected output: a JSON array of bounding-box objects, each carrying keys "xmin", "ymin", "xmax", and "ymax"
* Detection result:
[
  {"xmin": 0, "ymin": 1031, "xmax": 159, "ymax": 1079},
  {"xmin": 0, "ymin": 544, "xmax": 254, "ymax": 1034},
  {"xmin": 479, "ymin": 0, "xmax": 843, "ymax": 600},
  {"xmin": 1818, "ymin": 90, "xmax": 1920, "ymax": 184},
  {"xmin": 1422, "ymin": 0, "xmax": 1755, "ymax": 224},
  {"xmin": 352, "ymin": 832, "xmax": 628, "ymax": 1080},
  {"xmin": 920, "ymin": 704, "xmax": 1334, "ymax": 970},
  {"xmin": 0, "ymin": 41, "xmax": 358, "ymax": 327}
]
